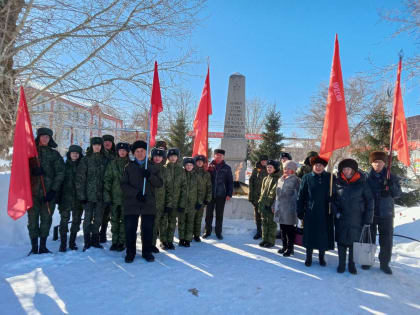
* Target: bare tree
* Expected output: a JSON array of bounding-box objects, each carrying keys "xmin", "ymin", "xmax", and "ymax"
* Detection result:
[
  {"xmin": 0, "ymin": 0, "xmax": 206, "ymax": 154},
  {"xmin": 245, "ymin": 97, "xmax": 270, "ymax": 161}
]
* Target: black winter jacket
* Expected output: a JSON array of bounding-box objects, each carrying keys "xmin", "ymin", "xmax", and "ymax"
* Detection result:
[{"xmin": 208, "ymin": 160, "xmax": 233, "ymax": 198}]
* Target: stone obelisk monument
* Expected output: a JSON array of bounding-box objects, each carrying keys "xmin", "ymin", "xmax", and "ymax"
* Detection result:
[{"xmin": 221, "ymin": 73, "xmax": 247, "ymax": 182}]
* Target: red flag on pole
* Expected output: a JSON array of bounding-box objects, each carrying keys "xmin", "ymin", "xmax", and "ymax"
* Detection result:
[
  {"xmin": 390, "ymin": 56, "xmax": 410, "ymax": 166},
  {"xmin": 193, "ymin": 68, "xmax": 212, "ymax": 158},
  {"xmin": 150, "ymin": 61, "xmax": 163, "ymax": 148},
  {"xmin": 319, "ymin": 34, "xmax": 350, "ymax": 161},
  {"xmin": 8, "ymin": 87, "xmax": 38, "ymax": 220}
]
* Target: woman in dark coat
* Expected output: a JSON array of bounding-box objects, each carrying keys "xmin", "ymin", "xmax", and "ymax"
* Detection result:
[
  {"xmin": 297, "ymin": 156, "xmax": 334, "ymax": 267},
  {"xmin": 334, "ymin": 159, "xmax": 374, "ymax": 274},
  {"xmin": 120, "ymin": 140, "xmax": 163, "ymax": 263}
]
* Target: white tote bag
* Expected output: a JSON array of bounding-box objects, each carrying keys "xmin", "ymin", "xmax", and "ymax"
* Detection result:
[{"xmin": 353, "ymin": 225, "xmax": 377, "ymax": 266}]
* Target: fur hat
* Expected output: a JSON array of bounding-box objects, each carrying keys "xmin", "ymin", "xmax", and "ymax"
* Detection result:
[
  {"xmin": 90, "ymin": 137, "xmax": 104, "ymax": 146},
  {"xmin": 116, "ymin": 142, "xmax": 130, "ymax": 153},
  {"xmin": 259, "ymin": 154, "xmax": 268, "ymax": 161},
  {"xmin": 304, "ymin": 151, "xmax": 318, "ymax": 166},
  {"xmin": 369, "ymin": 151, "xmax": 387, "ymax": 164},
  {"xmin": 214, "ymin": 149, "xmax": 225, "ymax": 155},
  {"xmin": 167, "ymin": 148, "xmax": 180, "ymax": 158},
  {"xmin": 151, "ymin": 147, "xmax": 166, "ymax": 159},
  {"xmin": 183, "ymin": 157, "xmax": 195, "ymax": 166},
  {"xmin": 338, "ymin": 158, "xmax": 358, "ymax": 173},
  {"xmin": 267, "ymin": 159, "xmax": 280, "ymax": 171},
  {"xmin": 310, "ymin": 156, "xmax": 328, "ymax": 167},
  {"xmin": 156, "ymin": 140, "xmax": 167, "ymax": 150},
  {"xmin": 35, "ymin": 127, "xmax": 58, "ymax": 148},
  {"xmin": 194, "ymin": 155, "xmax": 206, "ymax": 163},
  {"xmin": 68, "ymin": 144, "xmax": 83, "ymax": 155},
  {"xmin": 283, "ymin": 160, "xmax": 298, "ymax": 172},
  {"xmin": 131, "ymin": 140, "xmax": 147, "ymax": 153},
  {"xmin": 102, "ymin": 134, "xmax": 115, "ymax": 143},
  {"xmin": 280, "ymin": 152, "xmax": 292, "ymax": 161}
]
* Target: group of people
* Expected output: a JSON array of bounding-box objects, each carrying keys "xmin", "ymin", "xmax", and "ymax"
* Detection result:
[
  {"xmin": 27, "ymin": 127, "xmax": 233, "ymax": 263},
  {"xmin": 27, "ymin": 127, "xmax": 401, "ymax": 273},
  {"xmin": 248, "ymin": 150, "xmax": 402, "ymax": 275}
]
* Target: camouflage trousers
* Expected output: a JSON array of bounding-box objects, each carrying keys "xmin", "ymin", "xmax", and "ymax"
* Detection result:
[
  {"xmin": 178, "ymin": 208, "xmax": 195, "ymax": 242},
  {"xmin": 83, "ymin": 202, "xmax": 104, "ymax": 235},
  {"xmin": 111, "ymin": 205, "xmax": 125, "ymax": 245},
  {"xmin": 27, "ymin": 196, "xmax": 54, "ymax": 239},
  {"xmin": 253, "ymin": 204, "xmax": 262, "ymax": 233},
  {"xmin": 59, "ymin": 206, "xmax": 83, "ymax": 235},
  {"xmin": 159, "ymin": 210, "xmax": 177, "ymax": 243},
  {"xmin": 152, "ymin": 207, "xmax": 163, "ymax": 246},
  {"xmin": 192, "ymin": 206, "xmax": 205, "ymax": 237},
  {"xmin": 261, "ymin": 208, "xmax": 277, "ymax": 245}
]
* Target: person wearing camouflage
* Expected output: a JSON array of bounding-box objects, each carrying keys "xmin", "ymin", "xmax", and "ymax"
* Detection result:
[
  {"xmin": 178, "ymin": 158, "xmax": 204, "ymax": 247},
  {"xmin": 192, "ymin": 155, "xmax": 212, "ymax": 242},
  {"xmin": 248, "ymin": 155, "xmax": 268, "ymax": 240},
  {"xmin": 258, "ymin": 160, "xmax": 281, "ymax": 248},
  {"xmin": 28, "ymin": 128, "xmax": 65, "ymax": 255},
  {"xmin": 76, "ymin": 137, "xmax": 109, "ymax": 251},
  {"xmin": 160, "ymin": 148, "xmax": 186, "ymax": 250},
  {"xmin": 58, "ymin": 145, "xmax": 84, "ymax": 252},
  {"xmin": 103, "ymin": 142, "xmax": 130, "ymax": 252},
  {"xmin": 100, "ymin": 134, "xmax": 117, "ymax": 243},
  {"xmin": 296, "ymin": 151, "xmax": 318, "ymax": 179}
]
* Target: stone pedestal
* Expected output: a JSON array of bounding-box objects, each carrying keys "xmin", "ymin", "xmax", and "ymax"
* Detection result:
[{"xmin": 221, "ymin": 73, "xmax": 247, "ymax": 182}]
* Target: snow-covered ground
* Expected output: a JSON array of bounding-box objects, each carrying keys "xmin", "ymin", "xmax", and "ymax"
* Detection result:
[{"xmin": 0, "ymin": 173, "xmax": 419, "ymax": 315}]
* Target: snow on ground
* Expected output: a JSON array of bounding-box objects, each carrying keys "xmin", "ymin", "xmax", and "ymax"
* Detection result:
[{"xmin": 0, "ymin": 173, "xmax": 419, "ymax": 315}]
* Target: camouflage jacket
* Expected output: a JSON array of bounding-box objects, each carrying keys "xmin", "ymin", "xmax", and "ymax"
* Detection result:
[
  {"xmin": 258, "ymin": 171, "xmax": 281, "ymax": 210},
  {"xmin": 59, "ymin": 159, "xmax": 82, "ymax": 210},
  {"xmin": 184, "ymin": 169, "xmax": 205, "ymax": 211},
  {"xmin": 150, "ymin": 160, "xmax": 167, "ymax": 211},
  {"xmin": 195, "ymin": 167, "xmax": 212, "ymax": 205},
  {"xmin": 248, "ymin": 162, "xmax": 268, "ymax": 204},
  {"xmin": 103, "ymin": 156, "xmax": 130, "ymax": 205},
  {"xmin": 164, "ymin": 160, "xmax": 186, "ymax": 209},
  {"xmin": 296, "ymin": 164, "xmax": 312, "ymax": 179}
]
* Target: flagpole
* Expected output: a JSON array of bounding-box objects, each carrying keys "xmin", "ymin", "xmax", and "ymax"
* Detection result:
[{"xmin": 143, "ymin": 107, "xmax": 152, "ymax": 196}]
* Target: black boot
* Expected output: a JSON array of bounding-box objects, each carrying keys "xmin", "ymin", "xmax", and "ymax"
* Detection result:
[
  {"xmin": 202, "ymin": 232, "xmax": 211, "ymax": 239},
  {"xmin": 283, "ymin": 244, "xmax": 294, "ymax": 257},
  {"xmin": 117, "ymin": 243, "xmax": 126, "ymax": 252},
  {"xmin": 253, "ymin": 230, "xmax": 262, "ymax": 240},
  {"xmin": 91, "ymin": 234, "xmax": 104, "ymax": 248},
  {"xmin": 160, "ymin": 242, "xmax": 169, "ymax": 250},
  {"xmin": 151, "ymin": 245, "xmax": 160, "ymax": 253},
  {"xmin": 194, "ymin": 235, "xmax": 201, "ymax": 242},
  {"xmin": 185, "ymin": 240, "xmax": 191, "ymax": 247},
  {"xmin": 59, "ymin": 233, "xmax": 67, "ymax": 252},
  {"xmin": 39, "ymin": 237, "xmax": 52, "ymax": 254},
  {"xmin": 69, "ymin": 232, "xmax": 78, "ymax": 250},
  {"xmin": 305, "ymin": 248, "xmax": 313, "ymax": 267},
  {"xmin": 337, "ymin": 245, "xmax": 346, "ymax": 273},
  {"xmin": 179, "ymin": 239, "xmax": 186, "ymax": 247},
  {"xmin": 83, "ymin": 233, "xmax": 91, "ymax": 252},
  {"xmin": 319, "ymin": 250, "xmax": 326, "ymax": 266},
  {"xmin": 99, "ymin": 227, "xmax": 107, "ymax": 243},
  {"xmin": 348, "ymin": 246, "xmax": 357, "ymax": 274},
  {"xmin": 167, "ymin": 242, "xmax": 175, "ymax": 250},
  {"xmin": 259, "ymin": 241, "xmax": 267, "ymax": 247},
  {"xmin": 380, "ymin": 263, "xmax": 392, "ymax": 275},
  {"xmin": 110, "ymin": 243, "xmax": 119, "ymax": 251},
  {"xmin": 28, "ymin": 238, "xmax": 38, "ymax": 256},
  {"xmin": 216, "ymin": 233, "xmax": 223, "ymax": 240},
  {"xmin": 142, "ymin": 252, "xmax": 155, "ymax": 262}
]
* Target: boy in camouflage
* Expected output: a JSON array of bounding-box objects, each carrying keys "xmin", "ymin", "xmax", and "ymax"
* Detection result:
[
  {"xmin": 58, "ymin": 145, "xmax": 84, "ymax": 252},
  {"xmin": 103, "ymin": 142, "xmax": 130, "ymax": 252},
  {"xmin": 192, "ymin": 155, "xmax": 212, "ymax": 242},
  {"xmin": 178, "ymin": 158, "xmax": 204, "ymax": 247}
]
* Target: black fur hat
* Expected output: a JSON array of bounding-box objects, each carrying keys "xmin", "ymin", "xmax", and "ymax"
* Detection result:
[
  {"xmin": 167, "ymin": 148, "xmax": 180, "ymax": 158},
  {"xmin": 267, "ymin": 160, "xmax": 280, "ymax": 171},
  {"xmin": 35, "ymin": 127, "xmax": 58, "ymax": 148},
  {"xmin": 310, "ymin": 156, "xmax": 328, "ymax": 167},
  {"xmin": 131, "ymin": 140, "xmax": 147, "ymax": 153},
  {"xmin": 280, "ymin": 152, "xmax": 292, "ymax": 161},
  {"xmin": 214, "ymin": 149, "xmax": 225, "ymax": 155},
  {"xmin": 338, "ymin": 158, "xmax": 358, "ymax": 173},
  {"xmin": 102, "ymin": 134, "xmax": 115, "ymax": 143},
  {"xmin": 151, "ymin": 147, "xmax": 166, "ymax": 159},
  {"xmin": 183, "ymin": 157, "xmax": 195, "ymax": 166},
  {"xmin": 194, "ymin": 155, "xmax": 206, "ymax": 163},
  {"xmin": 116, "ymin": 142, "xmax": 130, "ymax": 153}
]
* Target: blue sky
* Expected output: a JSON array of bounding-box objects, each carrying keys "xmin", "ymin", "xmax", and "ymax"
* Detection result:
[{"xmin": 174, "ymin": 0, "xmax": 419, "ymax": 148}]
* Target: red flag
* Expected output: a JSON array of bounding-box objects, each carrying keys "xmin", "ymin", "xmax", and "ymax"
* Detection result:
[
  {"xmin": 150, "ymin": 61, "xmax": 163, "ymax": 147},
  {"xmin": 193, "ymin": 68, "xmax": 212, "ymax": 158},
  {"xmin": 319, "ymin": 34, "xmax": 350, "ymax": 160},
  {"xmin": 8, "ymin": 87, "xmax": 38, "ymax": 220},
  {"xmin": 390, "ymin": 57, "xmax": 410, "ymax": 166}
]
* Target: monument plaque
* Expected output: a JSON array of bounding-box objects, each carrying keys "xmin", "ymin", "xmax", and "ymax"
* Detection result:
[{"xmin": 221, "ymin": 73, "xmax": 247, "ymax": 182}]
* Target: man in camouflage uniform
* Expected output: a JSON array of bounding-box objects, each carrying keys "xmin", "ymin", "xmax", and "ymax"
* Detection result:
[
  {"xmin": 28, "ymin": 128, "xmax": 65, "ymax": 255},
  {"xmin": 192, "ymin": 155, "xmax": 212, "ymax": 242},
  {"xmin": 296, "ymin": 151, "xmax": 318, "ymax": 178},
  {"xmin": 178, "ymin": 157, "xmax": 204, "ymax": 247},
  {"xmin": 103, "ymin": 142, "xmax": 130, "ymax": 251},
  {"xmin": 248, "ymin": 155, "xmax": 268, "ymax": 240},
  {"xmin": 160, "ymin": 148, "xmax": 186, "ymax": 250},
  {"xmin": 58, "ymin": 145, "xmax": 84, "ymax": 252},
  {"xmin": 76, "ymin": 137, "xmax": 109, "ymax": 251},
  {"xmin": 149, "ymin": 147, "xmax": 167, "ymax": 253},
  {"xmin": 100, "ymin": 134, "xmax": 117, "ymax": 243}
]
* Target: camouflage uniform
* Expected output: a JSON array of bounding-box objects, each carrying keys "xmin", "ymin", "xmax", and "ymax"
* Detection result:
[
  {"xmin": 103, "ymin": 155, "xmax": 129, "ymax": 248},
  {"xmin": 258, "ymin": 170, "xmax": 281, "ymax": 246},
  {"xmin": 28, "ymin": 128, "xmax": 65, "ymax": 253},
  {"xmin": 151, "ymin": 160, "xmax": 167, "ymax": 247},
  {"xmin": 193, "ymin": 166, "xmax": 212, "ymax": 238},
  {"xmin": 58, "ymin": 145, "xmax": 84, "ymax": 251},
  {"xmin": 248, "ymin": 162, "xmax": 268, "ymax": 235},
  {"xmin": 76, "ymin": 138, "xmax": 109, "ymax": 249},
  {"xmin": 296, "ymin": 151, "xmax": 318, "ymax": 179}
]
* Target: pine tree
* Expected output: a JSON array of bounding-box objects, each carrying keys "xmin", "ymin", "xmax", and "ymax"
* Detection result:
[
  {"xmin": 254, "ymin": 108, "xmax": 284, "ymax": 160},
  {"xmin": 165, "ymin": 110, "xmax": 192, "ymax": 157}
]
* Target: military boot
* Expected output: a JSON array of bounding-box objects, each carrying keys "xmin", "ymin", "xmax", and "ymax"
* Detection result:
[
  {"xmin": 59, "ymin": 233, "xmax": 67, "ymax": 252},
  {"xmin": 305, "ymin": 248, "xmax": 313, "ymax": 267},
  {"xmin": 99, "ymin": 226, "xmax": 107, "ymax": 243},
  {"xmin": 319, "ymin": 250, "xmax": 326, "ymax": 266},
  {"xmin": 39, "ymin": 237, "xmax": 52, "ymax": 254},
  {"xmin": 28, "ymin": 238, "xmax": 39, "ymax": 256},
  {"xmin": 337, "ymin": 245, "xmax": 346, "ymax": 273},
  {"xmin": 151, "ymin": 245, "xmax": 160, "ymax": 253},
  {"xmin": 69, "ymin": 232, "xmax": 78, "ymax": 250},
  {"xmin": 167, "ymin": 242, "xmax": 175, "ymax": 250},
  {"xmin": 83, "ymin": 233, "xmax": 91, "ymax": 252},
  {"xmin": 194, "ymin": 235, "xmax": 201, "ymax": 242},
  {"xmin": 348, "ymin": 246, "xmax": 357, "ymax": 274},
  {"xmin": 91, "ymin": 234, "xmax": 104, "ymax": 249}
]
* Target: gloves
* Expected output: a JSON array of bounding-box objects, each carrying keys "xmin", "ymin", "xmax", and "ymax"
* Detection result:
[
  {"xmin": 31, "ymin": 167, "xmax": 45, "ymax": 176},
  {"xmin": 203, "ymin": 200, "xmax": 209, "ymax": 206},
  {"xmin": 43, "ymin": 190, "xmax": 56, "ymax": 203},
  {"xmin": 164, "ymin": 207, "xmax": 173, "ymax": 214},
  {"xmin": 195, "ymin": 203, "xmax": 202, "ymax": 210},
  {"xmin": 177, "ymin": 207, "xmax": 185, "ymax": 213},
  {"xmin": 136, "ymin": 191, "xmax": 146, "ymax": 202},
  {"xmin": 143, "ymin": 169, "xmax": 151, "ymax": 179}
]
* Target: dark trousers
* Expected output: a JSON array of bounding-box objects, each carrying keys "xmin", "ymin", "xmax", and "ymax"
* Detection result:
[
  {"xmin": 280, "ymin": 224, "xmax": 295, "ymax": 249},
  {"xmin": 100, "ymin": 204, "xmax": 112, "ymax": 236},
  {"xmin": 124, "ymin": 214, "xmax": 155, "ymax": 258},
  {"xmin": 205, "ymin": 196, "xmax": 226, "ymax": 235},
  {"xmin": 370, "ymin": 216, "xmax": 394, "ymax": 266}
]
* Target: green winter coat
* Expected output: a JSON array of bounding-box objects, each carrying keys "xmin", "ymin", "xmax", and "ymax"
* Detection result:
[
  {"xmin": 195, "ymin": 167, "xmax": 212, "ymax": 205},
  {"xmin": 59, "ymin": 158, "xmax": 82, "ymax": 211},
  {"xmin": 164, "ymin": 161, "xmax": 186, "ymax": 210},
  {"xmin": 248, "ymin": 162, "xmax": 268, "ymax": 204},
  {"xmin": 29, "ymin": 145, "xmax": 65, "ymax": 201},
  {"xmin": 103, "ymin": 156, "xmax": 130, "ymax": 205},
  {"xmin": 76, "ymin": 151, "xmax": 109, "ymax": 202},
  {"xmin": 184, "ymin": 169, "xmax": 205, "ymax": 211},
  {"xmin": 258, "ymin": 171, "xmax": 281, "ymax": 212},
  {"xmin": 151, "ymin": 160, "xmax": 167, "ymax": 211}
]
